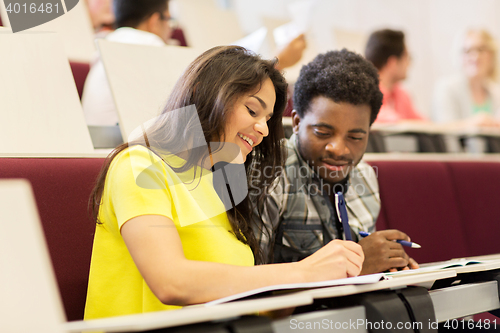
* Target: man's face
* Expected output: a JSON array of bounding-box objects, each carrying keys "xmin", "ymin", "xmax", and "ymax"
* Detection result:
[
  {"xmin": 293, "ymin": 96, "xmax": 371, "ymax": 184},
  {"xmin": 158, "ymin": 8, "xmax": 172, "ymax": 43}
]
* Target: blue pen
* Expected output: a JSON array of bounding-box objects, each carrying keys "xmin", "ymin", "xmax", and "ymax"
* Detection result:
[
  {"xmin": 335, "ymin": 192, "xmax": 352, "ymax": 241},
  {"xmin": 358, "ymin": 231, "xmax": 422, "ymax": 248}
]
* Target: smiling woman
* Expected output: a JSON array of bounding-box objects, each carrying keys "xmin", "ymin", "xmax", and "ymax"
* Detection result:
[
  {"xmin": 433, "ymin": 29, "xmax": 500, "ymax": 126},
  {"xmin": 224, "ymin": 78, "xmax": 275, "ymax": 159},
  {"xmin": 84, "ymin": 45, "xmax": 365, "ymax": 320}
]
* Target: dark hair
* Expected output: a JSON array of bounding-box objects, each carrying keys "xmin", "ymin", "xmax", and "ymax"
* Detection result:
[
  {"xmin": 113, "ymin": 0, "xmax": 169, "ymax": 29},
  {"xmin": 89, "ymin": 46, "xmax": 288, "ymax": 264},
  {"xmin": 293, "ymin": 49, "xmax": 383, "ymax": 125},
  {"xmin": 365, "ymin": 29, "xmax": 406, "ymax": 70}
]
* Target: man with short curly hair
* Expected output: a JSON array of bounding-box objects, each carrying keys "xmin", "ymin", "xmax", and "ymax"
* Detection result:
[{"xmin": 255, "ymin": 49, "xmax": 418, "ymax": 274}]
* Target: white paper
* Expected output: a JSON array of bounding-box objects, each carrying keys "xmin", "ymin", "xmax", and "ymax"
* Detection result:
[
  {"xmin": 385, "ymin": 259, "xmax": 491, "ymax": 277},
  {"xmin": 232, "ymin": 27, "xmax": 267, "ymax": 53},
  {"xmin": 206, "ymin": 273, "xmax": 385, "ymax": 306},
  {"xmin": 273, "ymin": 22, "xmax": 303, "ymax": 48},
  {"xmin": 287, "ymin": 0, "xmax": 317, "ymax": 33}
]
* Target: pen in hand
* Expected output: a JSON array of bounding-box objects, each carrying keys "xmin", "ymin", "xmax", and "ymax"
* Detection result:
[
  {"xmin": 335, "ymin": 192, "xmax": 352, "ymax": 241},
  {"xmin": 358, "ymin": 231, "xmax": 421, "ymax": 248}
]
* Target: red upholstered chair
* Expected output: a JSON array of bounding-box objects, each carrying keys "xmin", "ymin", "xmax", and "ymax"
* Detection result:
[
  {"xmin": 374, "ymin": 204, "xmax": 389, "ymax": 231},
  {"xmin": 0, "ymin": 15, "xmax": 3, "ymax": 26},
  {"xmin": 0, "ymin": 158, "xmax": 105, "ymax": 321},
  {"xmin": 69, "ymin": 61, "xmax": 91, "ymax": 100},
  {"xmin": 367, "ymin": 161, "xmax": 470, "ymax": 264},
  {"xmin": 446, "ymin": 161, "xmax": 500, "ymax": 257},
  {"xmin": 171, "ymin": 27, "xmax": 188, "ymax": 47},
  {"xmin": 283, "ymin": 96, "xmax": 293, "ymax": 117}
]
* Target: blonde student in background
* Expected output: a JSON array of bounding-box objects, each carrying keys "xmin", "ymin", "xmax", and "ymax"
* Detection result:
[
  {"xmin": 84, "ymin": 46, "xmax": 364, "ymax": 320},
  {"xmin": 433, "ymin": 28, "xmax": 500, "ymax": 128}
]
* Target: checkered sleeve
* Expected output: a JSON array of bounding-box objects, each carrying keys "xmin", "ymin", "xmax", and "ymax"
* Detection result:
[{"xmin": 345, "ymin": 161, "xmax": 381, "ymax": 236}]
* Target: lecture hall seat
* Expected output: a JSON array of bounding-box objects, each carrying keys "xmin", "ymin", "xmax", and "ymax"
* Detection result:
[
  {"xmin": 171, "ymin": 27, "xmax": 188, "ymax": 47},
  {"xmin": 368, "ymin": 160, "xmax": 470, "ymax": 264},
  {"xmin": 69, "ymin": 61, "xmax": 91, "ymax": 100},
  {"xmin": 0, "ymin": 158, "xmax": 105, "ymax": 321},
  {"xmin": 67, "ymin": 26, "xmax": 187, "ymax": 101},
  {"xmin": 447, "ymin": 162, "xmax": 500, "ymax": 256}
]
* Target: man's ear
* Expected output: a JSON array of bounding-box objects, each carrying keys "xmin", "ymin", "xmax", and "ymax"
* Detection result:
[
  {"xmin": 145, "ymin": 12, "xmax": 161, "ymax": 33},
  {"xmin": 291, "ymin": 110, "xmax": 301, "ymax": 133},
  {"xmin": 385, "ymin": 55, "xmax": 399, "ymax": 70}
]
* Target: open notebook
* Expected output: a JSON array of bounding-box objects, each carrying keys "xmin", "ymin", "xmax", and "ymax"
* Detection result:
[
  {"xmin": 206, "ymin": 273, "xmax": 385, "ymax": 306},
  {"xmin": 385, "ymin": 258, "xmax": 500, "ymax": 278}
]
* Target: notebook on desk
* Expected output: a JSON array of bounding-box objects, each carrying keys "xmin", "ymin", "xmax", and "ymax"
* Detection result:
[
  {"xmin": 206, "ymin": 273, "xmax": 386, "ymax": 306},
  {"xmin": 385, "ymin": 258, "xmax": 500, "ymax": 278}
]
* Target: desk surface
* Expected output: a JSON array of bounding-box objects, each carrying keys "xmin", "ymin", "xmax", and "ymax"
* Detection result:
[
  {"xmin": 63, "ymin": 293, "xmax": 313, "ymax": 333},
  {"xmin": 63, "ymin": 270, "xmax": 464, "ymax": 332},
  {"xmin": 371, "ymin": 122, "xmax": 500, "ymax": 137},
  {"xmin": 302, "ymin": 270, "xmax": 456, "ymax": 300}
]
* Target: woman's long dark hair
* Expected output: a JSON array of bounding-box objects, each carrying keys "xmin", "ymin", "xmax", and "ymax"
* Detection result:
[{"xmin": 89, "ymin": 46, "xmax": 287, "ymax": 264}]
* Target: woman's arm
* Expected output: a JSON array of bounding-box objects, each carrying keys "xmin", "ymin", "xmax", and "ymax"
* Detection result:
[{"xmin": 121, "ymin": 214, "xmax": 364, "ymax": 306}]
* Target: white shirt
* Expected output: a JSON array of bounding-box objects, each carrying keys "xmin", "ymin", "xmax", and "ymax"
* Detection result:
[{"xmin": 82, "ymin": 28, "xmax": 165, "ymax": 126}]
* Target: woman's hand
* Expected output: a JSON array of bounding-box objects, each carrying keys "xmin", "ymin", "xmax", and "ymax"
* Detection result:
[{"xmin": 296, "ymin": 240, "xmax": 364, "ymax": 281}]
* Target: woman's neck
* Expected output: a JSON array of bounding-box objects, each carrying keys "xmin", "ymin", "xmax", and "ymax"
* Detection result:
[{"xmin": 469, "ymin": 76, "xmax": 489, "ymax": 105}]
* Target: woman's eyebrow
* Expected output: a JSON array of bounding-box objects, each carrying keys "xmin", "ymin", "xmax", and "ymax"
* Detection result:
[{"xmin": 250, "ymin": 95, "xmax": 267, "ymax": 110}]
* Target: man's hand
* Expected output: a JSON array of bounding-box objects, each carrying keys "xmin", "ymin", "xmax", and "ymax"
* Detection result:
[
  {"xmin": 358, "ymin": 229, "xmax": 418, "ymax": 275},
  {"xmin": 275, "ymin": 34, "xmax": 307, "ymax": 70}
]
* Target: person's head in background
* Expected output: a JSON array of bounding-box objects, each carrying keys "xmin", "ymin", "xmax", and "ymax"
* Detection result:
[
  {"xmin": 365, "ymin": 29, "xmax": 410, "ymax": 92},
  {"xmin": 85, "ymin": 0, "xmax": 115, "ymax": 32},
  {"xmin": 113, "ymin": 0, "xmax": 172, "ymax": 43},
  {"xmin": 462, "ymin": 29, "xmax": 498, "ymax": 83},
  {"xmin": 291, "ymin": 49, "xmax": 382, "ymax": 185}
]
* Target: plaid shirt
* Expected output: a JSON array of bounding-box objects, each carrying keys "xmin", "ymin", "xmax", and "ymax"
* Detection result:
[{"xmin": 255, "ymin": 134, "xmax": 380, "ymax": 263}]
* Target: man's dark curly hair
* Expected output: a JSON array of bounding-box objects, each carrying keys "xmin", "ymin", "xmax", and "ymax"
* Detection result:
[{"xmin": 293, "ymin": 49, "xmax": 383, "ymax": 125}]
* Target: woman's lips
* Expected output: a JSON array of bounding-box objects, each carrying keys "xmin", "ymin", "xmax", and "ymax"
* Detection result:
[{"xmin": 238, "ymin": 135, "xmax": 253, "ymax": 151}]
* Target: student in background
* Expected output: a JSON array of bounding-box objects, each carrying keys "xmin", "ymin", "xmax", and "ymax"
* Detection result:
[
  {"xmin": 365, "ymin": 29, "xmax": 426, "ymax": 124},
  {"xmin": 82, "ymin": 0, "xmax": 172, "ymax": 126},
  {"xmin": 85, "ymin": 0, "xmax": 114, "ymax": 34},
  {"xmin": 254, "ymin": 49, "xmax": 418, "ymax": 275},
  {"xmin": 85, "ymin": 46, "xmax": 364, "ymax": 319},
  {"xmin": 81, "ymin": 0, "xmax": 305, "ymax": 127},
  {"xmin": 433, "ymin": 29, "xmax": 500, "ymax": 127}
]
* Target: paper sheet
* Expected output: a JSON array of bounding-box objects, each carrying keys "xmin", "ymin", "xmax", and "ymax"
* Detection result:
[{"xmin": 206, "ymin": 273, "xmax": 385, "ymax": 306}]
